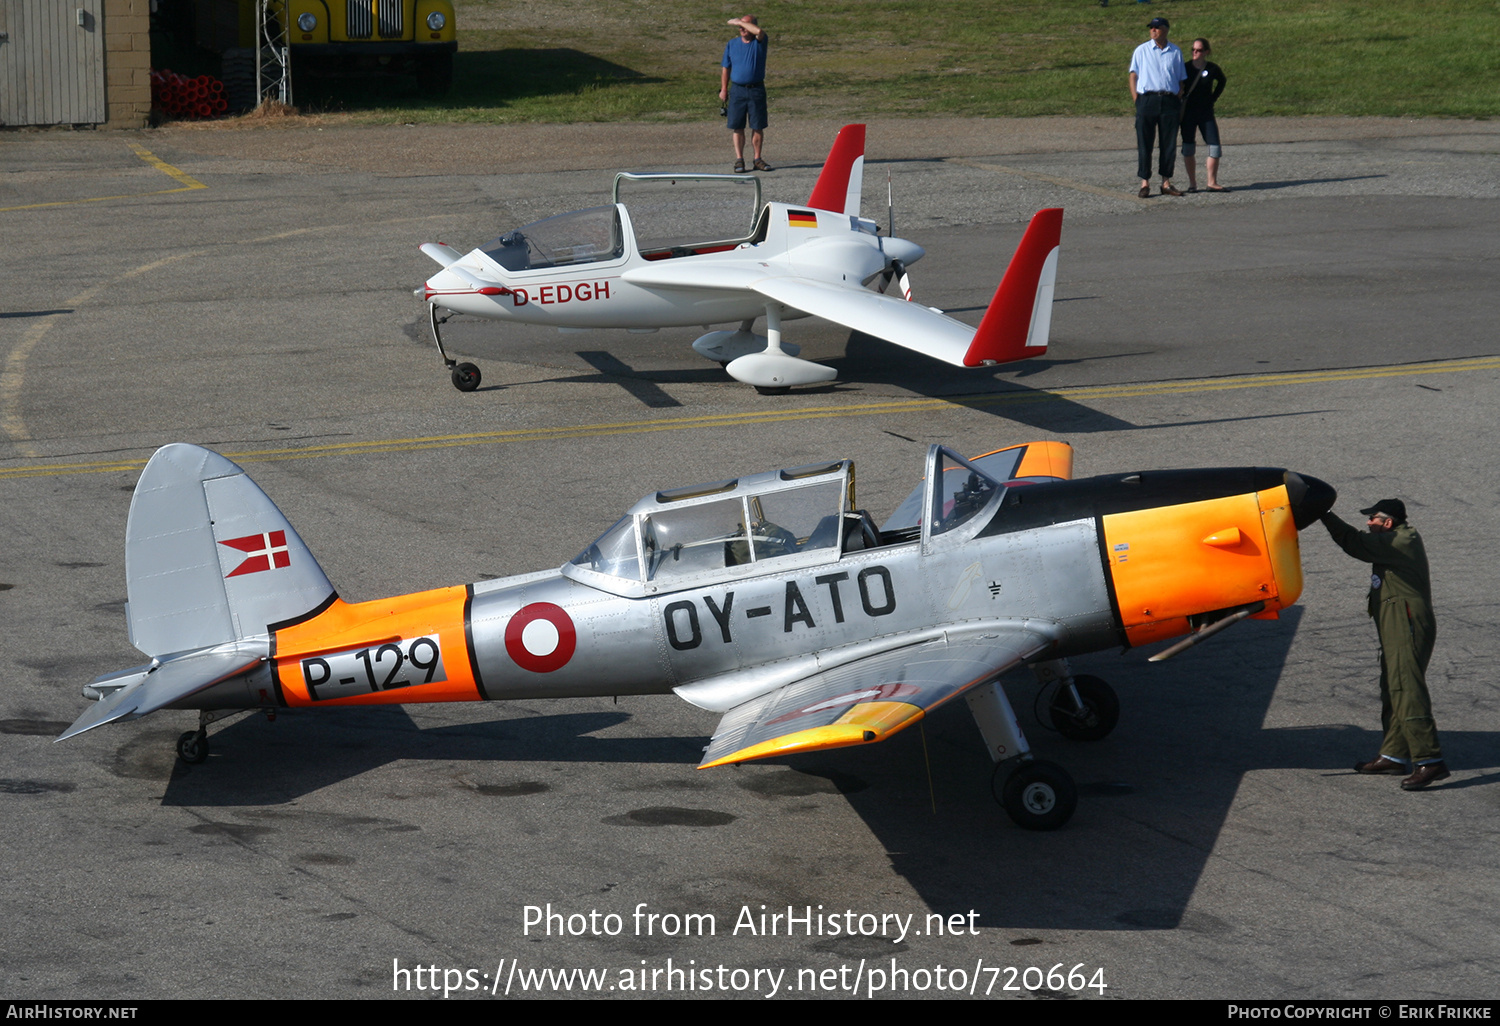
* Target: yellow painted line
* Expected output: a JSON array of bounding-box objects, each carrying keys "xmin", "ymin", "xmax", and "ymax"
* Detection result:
[
  {"xmin": 124, "ymin": 142, "xmax": 207, "ymax": 190},
  {"xmin": 0, "ymin": 143, "xmax": 206, "ymax": 213},
  {"xmin": 0, "ymin": 252, "xmax": 204, "ymax": 455},
  {"xmin": 946, "ymin": 157, "xmax": 1152, "ymax": 206},
  {"xmin": 3, "ymin": 355, "xmax": 1497, "ymax": 481}
]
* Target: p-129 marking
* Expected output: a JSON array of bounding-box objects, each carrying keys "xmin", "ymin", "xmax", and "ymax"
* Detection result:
[{"xmin": 301, "ymin": 635, "xmax": 446, "ymax": 702}]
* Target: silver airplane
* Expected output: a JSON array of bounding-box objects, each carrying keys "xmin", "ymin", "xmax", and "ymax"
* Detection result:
[{"xmin": 57, "ymin": 441, "xmax": 1335, "ymax": 829}]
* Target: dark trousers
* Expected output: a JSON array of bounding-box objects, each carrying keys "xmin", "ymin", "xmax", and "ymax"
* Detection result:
[{"xmin": 1135, "ymin": 93, "xmax": 1180, "ymax": 180}]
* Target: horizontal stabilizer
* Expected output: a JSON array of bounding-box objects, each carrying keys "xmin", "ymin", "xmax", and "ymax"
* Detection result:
[
  {"xmin": 429, "ymin": 263, "xmax": 509, "ymax": 296},
  {"xmin": 699, "ymin": 625, "xmax": 1053, "ymax": 768},
  {"xmin": 419, "ymin": 242, "xmax": 464, "ymax": 268},
  {"xmin": 56, "ymin": 642, "xmax": 268, "ymax": 743}
]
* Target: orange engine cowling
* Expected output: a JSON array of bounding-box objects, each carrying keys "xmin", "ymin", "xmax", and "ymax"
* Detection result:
[{"xmin": 1102, "ymin": 482, "xmax": 1304, "ymax": 648}]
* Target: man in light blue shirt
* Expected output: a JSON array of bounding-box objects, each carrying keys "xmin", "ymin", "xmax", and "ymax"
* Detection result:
[{"xmin": 1128, "ymin": 17, "xmax": 1186, "ymax": 197}]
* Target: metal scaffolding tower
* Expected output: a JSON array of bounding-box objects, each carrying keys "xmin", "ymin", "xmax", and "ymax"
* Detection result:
[{"xmin": 255, "ymin": 0, "xmax": 292, "ymax": 105}]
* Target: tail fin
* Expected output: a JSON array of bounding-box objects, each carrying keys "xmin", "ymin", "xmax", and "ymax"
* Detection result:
[
  {"xmin": 56, "ymin": 444, "xmax": 335, "ymax": 744},
  {"xmin": 126, "ymin": 443, "xmax": 336, "ymax": 655},
  {"xmin": 963, "ymin": 208, "xmax": 1063, "ymax": 366},
  {"xmin": 806, "ymin": 123, "xmax": 866, "ymax": 216}
]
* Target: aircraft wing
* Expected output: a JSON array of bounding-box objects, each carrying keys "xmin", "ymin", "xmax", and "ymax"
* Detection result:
[
  {"xmin": 56, "ymin": 641, "xmax": 268, "ymax": 743},
  {"xmin": 750, "ymin": 276, "xmax": 980, "ymax": 366},
  {"xmin": 621, "ymin": 266, "xmax": 1004, "ymax": 367},
  {"xmin": 619, "ymin": 262, "xmax": 778, "ymax": 292},
  {"xmin": 697, "ymin": 624, "xmax": 1054, "ymax": 768}
]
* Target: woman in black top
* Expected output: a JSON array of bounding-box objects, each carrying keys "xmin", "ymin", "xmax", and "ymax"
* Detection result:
[{"xmin": 1181, "ymin": 38, "xmax": 1227, "ymax": 192}]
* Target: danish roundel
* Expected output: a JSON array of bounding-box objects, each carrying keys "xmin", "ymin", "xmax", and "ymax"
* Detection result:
[{"xmin": 504, "ymin": 602, "xmax": 577, "ymax": 673}]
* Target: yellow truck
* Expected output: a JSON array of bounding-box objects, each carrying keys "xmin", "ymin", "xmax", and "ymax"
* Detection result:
[{"xmin": 187, "ymin": 0, "xmax": 457, "ymax": 95}]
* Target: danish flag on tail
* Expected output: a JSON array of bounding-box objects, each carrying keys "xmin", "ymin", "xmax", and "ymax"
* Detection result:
[{"xmin": 220, "ymin": 531, "xmax": 292, "ymax": 577}]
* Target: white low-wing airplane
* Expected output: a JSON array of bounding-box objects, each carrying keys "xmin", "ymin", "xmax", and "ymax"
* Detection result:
[{"xmin": 417, "ymin": 124, "xmax": 1062, "ymax": 393}]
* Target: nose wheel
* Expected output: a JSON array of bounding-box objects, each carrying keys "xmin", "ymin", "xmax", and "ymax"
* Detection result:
[
  {"xmin": 430, "ymin": 303, "xmax": 482, "ymax": 392},
  {"xmin": 451, "ymin": 362, "xmax": 481, "ymax": 391}
]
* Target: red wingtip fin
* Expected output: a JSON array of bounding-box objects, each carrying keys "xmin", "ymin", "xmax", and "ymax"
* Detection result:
[
  {"xmin": 806, "ymin": 123, "xmax": 867, "ymax": 216},
  {"xmin": 964, "ymin": 208, "xmax": 1064, "ymax": 367}
]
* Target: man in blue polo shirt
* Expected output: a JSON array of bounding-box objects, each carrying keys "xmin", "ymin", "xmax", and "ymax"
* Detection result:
[
  {"xmin": 718, "ymin": 15, "xmax": 772, "ymax": 173},
  {"xmin": 1128, "ymin": 16, "xmax": 1187, "ymax": 198}
]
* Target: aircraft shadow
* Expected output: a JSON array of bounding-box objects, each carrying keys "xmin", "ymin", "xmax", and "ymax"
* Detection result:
[
  {"xmin": 765, "ymin": 604, "xmax": 1359, "ymax": 930},
  {"xmin": 575, "ymin": 351, "xmax": 685, "ymax": 408},
  {"xmin": 156, "ymin": 708, "xmax": 703, "ymax": 808},
  {"xmin": 155, "ymin": 606, "xmax": 1496, "ymax": 929},
  {"xmin": 830, "ymin": 332, "xmax": 1337, "ymax": 436}
]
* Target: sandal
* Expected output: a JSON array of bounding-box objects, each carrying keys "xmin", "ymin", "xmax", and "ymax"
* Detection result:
[
  {"xmin": 1207, "ymin": 184, "xmax": 1229, "ymax": 192},
  {"xmin": 733, "ymin": 159, "xmax": 746, "ymax": 173},
  {"xmin": 753, "ymin": 158, "xmax": 773, "ymax": 172},
  {"xmin": 1187, "ymin": 186, "xmax": 1198, "ymax": 193}
]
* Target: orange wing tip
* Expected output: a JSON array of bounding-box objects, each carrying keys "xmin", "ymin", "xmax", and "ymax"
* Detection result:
[{"xmin": 699, "ymin": 701, "xmax": 925, "ymax": 769}]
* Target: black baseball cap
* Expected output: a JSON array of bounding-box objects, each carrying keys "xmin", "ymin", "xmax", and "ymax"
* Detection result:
[
  {"xmin": 1148, "ymin": 17, "xmax": 1169, "ymax": 29},
  {"xmin": 1360, "ymin": 499, "xmax": 1407, "ymax": 522}
]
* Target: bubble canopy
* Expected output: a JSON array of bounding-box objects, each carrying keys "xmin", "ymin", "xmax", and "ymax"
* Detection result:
[{"xmin": 567, "ymin": 460, "xmax": 854, "ymax": 595}]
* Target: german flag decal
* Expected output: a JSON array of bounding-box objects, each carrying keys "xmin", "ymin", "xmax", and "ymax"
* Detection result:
[{"xmin": 787, "ymin": 209, "xmax": 818, "ymax": 229}]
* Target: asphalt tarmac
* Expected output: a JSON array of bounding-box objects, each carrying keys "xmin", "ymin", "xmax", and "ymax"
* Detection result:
[{"xmin": 1, "ymin": 117, "xmax": 1498, "ymax": 1001}]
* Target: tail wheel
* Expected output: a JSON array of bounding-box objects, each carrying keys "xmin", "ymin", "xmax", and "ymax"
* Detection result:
[
  {"xmin": 1049, "ymin": 674, "xmax": 1119, "ymax": 742},
  {"xmin": 451, "ymin": 362, "xmax": 481, "ymax": 391},
  {"xmin": 176, "ymin": 729, "xmax": 209, "ymax": 765},
  {"xmin": 995, "ymin": 760, "xmax": 1076, "ymax": 831}
]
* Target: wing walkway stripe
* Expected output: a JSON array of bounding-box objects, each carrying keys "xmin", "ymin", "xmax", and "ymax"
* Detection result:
[{"xmin": 2, "ymin": 355, "xmax": 1497, "ymax": 479}]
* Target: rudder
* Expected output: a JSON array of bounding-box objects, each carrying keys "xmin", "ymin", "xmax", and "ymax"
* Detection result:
[
  {"xmin": 964, "ymin": 208, "xmax": 1063, "ymax": 366},
  {"xmin": 125, "ymin": 444, "xmax": 336, "ymax": 656},
  {"xmin": 806, "ymin": 123, "xmax": 866, "ymax": 216}
]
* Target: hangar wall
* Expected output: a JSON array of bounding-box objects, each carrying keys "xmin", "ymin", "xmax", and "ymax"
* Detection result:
[{"xmin": 0, "ymin": 0, "xmax": 152, "ymax": 127}]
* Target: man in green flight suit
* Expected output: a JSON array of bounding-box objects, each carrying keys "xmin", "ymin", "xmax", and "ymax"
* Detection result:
[{"xmin": 1321, "ymin": 499, "xmax": 1449, "ymax": 790}]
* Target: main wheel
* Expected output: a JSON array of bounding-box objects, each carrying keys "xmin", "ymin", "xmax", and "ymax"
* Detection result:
[
  {"xmin": 1050, "ymin": 674, "xmax": 1119, "ymax": 742},
  {"xmin": 451, "ymin": 362, "xmax": 481, "ymax": 391},
  {"xmin": 754, "ymin": 385, "xmax": 790, "ymax": 396},
  {"xmin": 176, "ymin": 730, "xmax": 208, "ymax": 765},
  {"xmin": 995, "ymin": 760, "xmax": 1076, "ymax": 830}
]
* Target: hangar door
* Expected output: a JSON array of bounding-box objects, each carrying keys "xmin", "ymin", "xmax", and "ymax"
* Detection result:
[{"xmin": 0, "ymin": 0, "xmax": 106, "ymax": 125}]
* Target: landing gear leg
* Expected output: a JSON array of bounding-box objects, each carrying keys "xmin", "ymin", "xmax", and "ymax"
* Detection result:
[
  {"xmin": 176, "ymin": 729, "xmax": 208, "ymax": 764},
  {"xmin": 723, "ymin": 302, "xmax": 837, "ymax": 390},
  {"xmin": 429, "ymin": 302, "xmax": 481, "ymax": 392},
  {"xmin": 966, "ymin": 678, "xmax": 1077, "ymax": 829},
  {"xmin": 1033, "ymin": 658, "xmax": 1119, "ymax": 741},
  {"xmin": 174, "ymin": 710, "xmax": 235, "ymax": 765}
]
